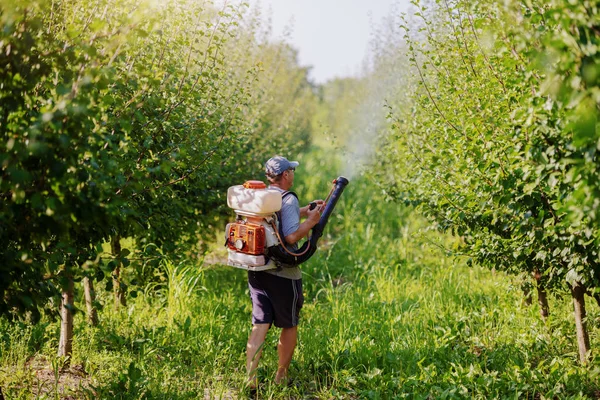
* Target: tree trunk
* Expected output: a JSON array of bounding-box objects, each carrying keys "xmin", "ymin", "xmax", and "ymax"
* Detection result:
[
  {"xmin": 536, "ymin": 280, "xmax": 550, "ymax": 320},
  {"xmin": 571, "ymin": 281, "xmax": 591, "ymax": 364},
  {"xmin": 58, "ymin": 277, "xmax": 74, "ymax": 363},
  {"xmin": 83, "ymin": 277, "xmax": 99, "ymax": 326},
  {"xmin": 111, "ymin": 235, "xmax": 126, "ymax": 309},
  {"xmin": 522, "ymin": 280, "xmax": 533, "ymax": 306}
]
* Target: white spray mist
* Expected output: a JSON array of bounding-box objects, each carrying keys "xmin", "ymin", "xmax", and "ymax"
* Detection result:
[{"xmin": 338, "ymin": 8, "xmax": 410, "ymax": 181}]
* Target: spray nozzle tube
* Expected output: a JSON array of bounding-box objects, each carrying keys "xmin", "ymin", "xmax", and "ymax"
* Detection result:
[
  {"xmin": 311, "ymin": 176, "xmax": 349, "ymax": 241},
  {"xmin": 267, "ymin": 176, "xmax": 349, "ymax": 266}
]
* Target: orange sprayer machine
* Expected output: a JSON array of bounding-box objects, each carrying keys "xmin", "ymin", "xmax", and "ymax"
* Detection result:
[
  {"xmin": 225, "ymin": 180, "xmax": 280, "ymax": 271},
  {"xmin": 225, "ymin": 177, "xmax": 349, "ymax": 270}
]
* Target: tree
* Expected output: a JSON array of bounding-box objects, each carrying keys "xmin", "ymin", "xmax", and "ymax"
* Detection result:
[
  {"xmin": 373, "ymin": 0, "xmax": 600, "ymax": 363},
  {"xmin": 1, "ymin": 0, "xmax": 320, "ymax": 361}
]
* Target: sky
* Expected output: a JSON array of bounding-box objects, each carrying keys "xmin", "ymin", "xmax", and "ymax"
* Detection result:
[{"xmin": 247, "ymin": 0, "xmax": 411, "ymax": 84}]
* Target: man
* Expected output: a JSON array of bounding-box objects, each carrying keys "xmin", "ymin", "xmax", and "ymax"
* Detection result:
[{"xmin": 246, "ymin": 155, "xmax": 323, "ymax": 389}]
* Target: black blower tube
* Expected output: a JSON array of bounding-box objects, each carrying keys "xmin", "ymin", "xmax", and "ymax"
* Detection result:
[
  {"xmin": 309, "ymin": 176, "xmax": 349, "ymax": 246},
  {"xmin": 268, "ymin": 176, "xmax": 349, "ymax": 266}
]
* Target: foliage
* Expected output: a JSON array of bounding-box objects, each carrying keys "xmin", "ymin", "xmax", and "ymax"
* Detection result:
[
  {"xmin": 0, "ymin": 0, "xmax": 318, "ymax": 321},
  {"xmin": 374, "ymin": 0, "xmax": 600, "ymax": 312},
  {"xmin": 1, "ymin": 0, "xmax": 121, "ymax": 319}
]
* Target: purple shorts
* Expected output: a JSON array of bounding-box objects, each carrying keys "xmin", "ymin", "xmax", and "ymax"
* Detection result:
[{"xmin": 248, "ymin": 271, "xmax": 303, "ymax": 328}]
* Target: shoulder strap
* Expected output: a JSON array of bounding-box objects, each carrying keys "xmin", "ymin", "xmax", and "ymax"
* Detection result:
[
  {"xmin": 276, "ymin": 190, "xmax": 298, "ymax": 236},
  {"xmin": 281, "ymin": 190, "xmax": 298, "ymax": 201}
]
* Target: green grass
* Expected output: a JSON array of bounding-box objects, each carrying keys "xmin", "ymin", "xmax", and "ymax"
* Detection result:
[{"xmin": 1, "ymin": 147, "xmax": 599, "ymax": 399}]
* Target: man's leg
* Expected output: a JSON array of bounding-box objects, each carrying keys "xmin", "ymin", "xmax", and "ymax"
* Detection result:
[
  {"xmin": 246, "ymin": 323, "xmax": 270, "ymax": 388},
  {"xmin": 275, "ymin": 326, "xmax": 297, "ymax": 384}
]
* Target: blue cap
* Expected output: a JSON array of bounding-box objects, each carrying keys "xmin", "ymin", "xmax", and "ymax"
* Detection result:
[{"xmin": 265, "ymin": 156, "xmax": 299, "ymax": 176}]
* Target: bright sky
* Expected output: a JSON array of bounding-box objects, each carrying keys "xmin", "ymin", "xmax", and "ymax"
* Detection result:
[{"xmin": 248, "ymin": 0, "xmax": 411, "ymax": 84}]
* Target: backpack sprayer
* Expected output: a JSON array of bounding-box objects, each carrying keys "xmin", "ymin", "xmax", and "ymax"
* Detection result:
[{"xmin": 225, "ymin": 177, "xmax": 349, "ymax": 271}]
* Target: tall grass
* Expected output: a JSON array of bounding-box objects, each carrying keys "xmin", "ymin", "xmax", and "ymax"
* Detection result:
[{"xmin": 0, "ymin": 146, "xmax": 599, "ymax": 399}]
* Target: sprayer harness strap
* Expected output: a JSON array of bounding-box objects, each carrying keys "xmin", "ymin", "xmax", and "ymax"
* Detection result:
[
  {"xmin": 276, "ymin": 191, "xmax": 304, "ymax": 254},
  {"xmin": 270, "ymin": 191, "xmax": 313, "ymax": 262}
]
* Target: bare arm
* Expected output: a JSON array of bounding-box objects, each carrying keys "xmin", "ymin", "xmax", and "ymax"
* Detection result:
[{"xmin": 284, "ymin": 207, "xmax": 321, "ymax": 245}]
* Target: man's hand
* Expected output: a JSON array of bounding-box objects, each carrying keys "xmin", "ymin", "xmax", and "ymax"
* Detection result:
[
  {"xmin": 301, "ymin": 199, "xmax": 324, "ymax": 218},
  {"xmin": 306, "ymin": 205, "xmax": 321, "ymax": 224},
  {"xmin": 311, "ymin": 199, "xmax": 325, "ymax": 211}
]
